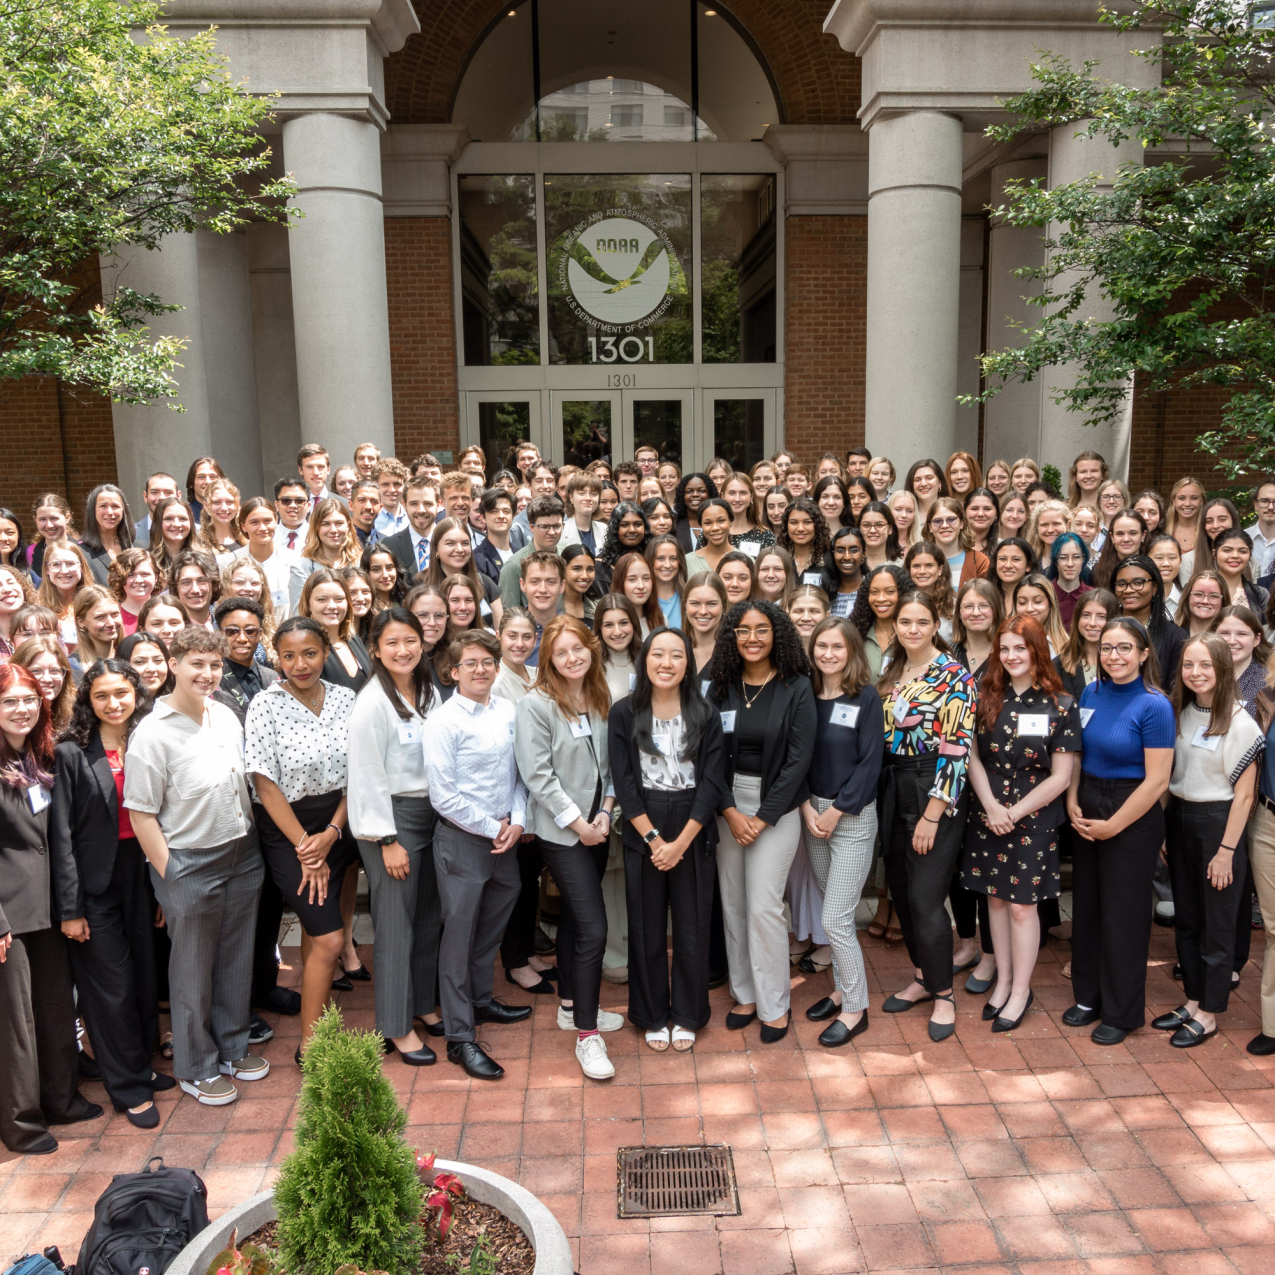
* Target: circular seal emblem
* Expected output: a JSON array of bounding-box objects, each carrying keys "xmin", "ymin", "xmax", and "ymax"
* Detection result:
[{"xmin": 561, "ymin": 211, "xmax": 676, "ymax": 329}]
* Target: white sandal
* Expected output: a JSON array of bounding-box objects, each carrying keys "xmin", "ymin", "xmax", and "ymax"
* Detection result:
[
  {"xmin": 671, "ymin": 1026, "xmax": 695, "ymax": 1053},
  {"xmin": 645, "ymin": 1027, "xmax": 671, "ymax": 1052}
]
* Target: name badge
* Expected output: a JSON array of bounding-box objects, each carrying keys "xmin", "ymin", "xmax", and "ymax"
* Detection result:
[
  {"xmin": 720, "ymin": 710, "xmax": 737, "ymax": 733},
  {"xmin": 480, "ymin": 599, "xmax": 492, "ymax": 617},
  {"xmin": 892, "ymin": 697, "xmax": 910, "ymax": 724},
  {"xmin": 628, "ymin": 673, "xmax": 637, "ymax": 691},
  {"xmin": 803, "ymin": 572, "xmax": 822, "ymax": 586},
  {"xmin": 1192, "ymin": 725, "xmax": 1220, "ymax": 751},
  {"xmin": 570, "ymin": 715, "xmax": 592, "ymax": 739},
  {"xmin": 27, "ymin": 783, "xmax": 50, "ymax": 814},
  {"xmin": 701, "ymin": 679, "xmax": 711, "ymax": 697},
  {"xmin": 1018, "ymin": 714, "xmax": 1050, "ymax": 737},
  {"xmin": 740, "ymin": 541, "xmax": 760, "ymax": 558},
  {"xmin": 830, "ymin": 702, "xmax": 859, "ymax": 729},
  {"xmin": 272, "ymin": 589, "xmax": 287, "ymax": 608},
  {"xmin": 396, "ymin": 720, "xmax": 420, "ymax": 746},
  {"xmin": 1079, "ymin": 708, "xmax": 1095, "ymax": 728}
]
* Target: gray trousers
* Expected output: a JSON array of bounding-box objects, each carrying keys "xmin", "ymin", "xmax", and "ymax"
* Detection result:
[
  {"xmin": 434, "ymin": 822, "xmax": 521, "ymax": 1042},
  {"xmin": 805, "ymin": 797, "xmax": 878, "ymax": 1013},
  {"xmin": 357, "ymin": 794, "xmax": 439, "ymax": 1039},
  {"xmin": 149, "ymin": 833, "xmax": 263, "ymax": 1081},
  {"xmin": 716, "ymin": 773, "xmax": 802, "ymax": 1022}
]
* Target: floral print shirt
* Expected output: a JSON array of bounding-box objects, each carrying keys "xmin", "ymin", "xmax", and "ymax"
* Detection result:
[
  {"xmin": 973, "ymin": 683, "xmax": 1080, "ymax": 832},
  {"xmin": 882, "ymin": 653, "xmax": 976, "ymax": 811}
]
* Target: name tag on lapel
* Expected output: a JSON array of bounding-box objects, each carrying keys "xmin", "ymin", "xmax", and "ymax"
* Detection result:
[
  {"xmin": 720, "ymin": 710, "xmax": 737, "ymax": 733},
  {"xmin": 570, "ymin": 715, "xmax": 592, "ymax": 739},
  {"xmin": 830, "ymin": 703, "xmax": 859, "ymax": 729}
]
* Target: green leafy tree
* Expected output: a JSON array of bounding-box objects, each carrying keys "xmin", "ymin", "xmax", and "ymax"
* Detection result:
[
  {"xmin": 273, "ymin": 1006, "xmax": 425, "ymax": 1275},
  {"xmin": 0, "ymin": 0, "xmax": 292, "ymax": 404},
  {"xmin": 972, "ymin": 1, "xmax": 1275, "ymax": 481}
]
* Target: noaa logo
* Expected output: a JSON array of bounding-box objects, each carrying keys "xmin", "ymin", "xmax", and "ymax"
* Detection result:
[{"xmin": 561, "ymin": 212, "xmax": 676, "ymax": 329}]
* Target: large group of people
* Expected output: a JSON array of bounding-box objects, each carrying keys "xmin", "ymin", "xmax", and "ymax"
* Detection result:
[{"xmin": 3, "ymin": 440, "xmax": 1275, "ymax": 1154}]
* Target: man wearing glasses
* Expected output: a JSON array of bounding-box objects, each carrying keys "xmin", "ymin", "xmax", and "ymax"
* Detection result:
[
  {"xmin": 424, "ymin": 629, "xmax": 531, "ymax": 1080},
  {"xmin": 498, "ymin": 495, "xmax": 567, "ymax": 608},
  {"xmin": 1246, "ymin": 482, "xmax": 1275, "ymax": 581},
  {"xmin": 273, "ymin": 478, "xmax": 311, "ymax": 553}
]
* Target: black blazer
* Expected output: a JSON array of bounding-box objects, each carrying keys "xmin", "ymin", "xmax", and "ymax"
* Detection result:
[
  {"xmin": 713, "ymin": 674, "xmax": 817, "ymax": 824},
  {"xmin": 48, "ymin": 733, "xmax": 121, "ymax": 919},
  {"xmin": 474, "ymin": 537, "xmax": 506, "ymax": 584},
  {"xmin": 1052, "ymin": 654, "xmax": 1089, "ymax": 704},
  {"xmin": 379, "ymin": 528, "xmax": 420, "ymax": 580},
  {"xmin": 607, "ymin": 696, "xmax": 725, "ymax": 851},
  {"xmin": 0, "ymin": 776, "xmax": 62, "ymax": 936},
  {"xmin": 323, "ymin": 634, "xmax": 373, "ymax": 692}
]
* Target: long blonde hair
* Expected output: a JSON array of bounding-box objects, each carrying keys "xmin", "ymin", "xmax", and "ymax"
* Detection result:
[
  {"xmin": 36, "ymin": 541, "xmax": 93, "ymax": 613},
  {"xmin": 11, "ymin": 636, "xmax": 74, "ymax": 731},
  {"xmin": 300, "ymin": 498, "xmax": 360, "ymax": 567},
  {"xmin": 73, "ymin": 586, "xmax": 122, "ymax": 662},
  {"xmin": 198, "ymin": 478, "xmax": 246, "ymax": 550}
]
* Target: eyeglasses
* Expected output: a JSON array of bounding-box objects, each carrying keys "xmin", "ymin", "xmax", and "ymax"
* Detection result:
[
  {"xmin": 1192, "ymin": 592, "xmax": 1223, "ymax": 605},
  {"xmin": 1100, "ymin": 492, "xmax": 1124, "ymax": 505},
  {"xmin": 1114, "ymin": 577, "xmax": 1153, "ymax": 591},
  {"xmin": 180, "ymin": 577, "xmax": 210, "ymax": 588},
  {"xmin": 221, "ymin": 626, "xmax": 261, "ymax": 639},
  {"xmin": 734, "ymin": 627, "xmax": 772, "ymax": 639},
  {"xmin": 929, "ymin": 517, "xmax": 959, "ymax": 529},
  {"xmin": 834, "ymin": 545, "xmax": 863, "ymax": 557},
  {"xmin": 457, "ymin": 658, "xmax": 498, "ymax": 672},
  {"xmin": 1099, "ymin": 642, "xmax": 1137, "ymax": 657},
  {"xmin": 277, "ymin": 497, "xmax": 307, "ymax": 507},
  {"xmin": 533, "ymin": 522, "xmax": 564, "ymax": 533},
  {"xmin": 1256, "ymin": 497, "xmax": 1275, "ymax": 508},
  {"xmin": 1056, "ymin": 552, "xmax": 1085, "ymax": 565}
]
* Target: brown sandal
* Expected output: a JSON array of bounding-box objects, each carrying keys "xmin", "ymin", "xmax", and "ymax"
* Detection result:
[{"xmin": 868, "ymin": 900, "xmax": 893, "ymax": 941}]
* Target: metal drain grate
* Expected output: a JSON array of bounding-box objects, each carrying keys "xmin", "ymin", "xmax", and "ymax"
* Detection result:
[{"xmin": 617, "ymin": 1144, "xmax": 740, "ymax": 1218}]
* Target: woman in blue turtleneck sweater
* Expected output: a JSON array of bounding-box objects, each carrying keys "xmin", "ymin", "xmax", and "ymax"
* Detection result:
[{"xmin": 1064, "ymin": 616, "xmax": 1174, "ymax": 1046}]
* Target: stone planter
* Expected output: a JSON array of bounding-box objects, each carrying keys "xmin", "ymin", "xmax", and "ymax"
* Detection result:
[{"xmin": 166, "ymin": 1160, "xmax": 573, "ymax": 1275}]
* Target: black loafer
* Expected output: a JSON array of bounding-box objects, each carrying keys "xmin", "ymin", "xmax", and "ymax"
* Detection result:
[
  {"xmin": 475, "ymin": 998, "xmax": 532, "ymax": 1025},
  {"xmin": 805, "ymin": 996, "xmax": 841, "ymax": 1022},
  {"xmin": 48, "ymin": 1100, "xmax": 103, "ymax": 1126},
  {"xmin": 759, "ymin": 1013, "xmax": 790, "ymax": 1044},
  {"xmin": 258, "ymin": 986, "xmax": 302, "ymax": 1015},
  {"xmin": 78, "ymin": 1052, "xmax": 101, "ymax": 1081},
  {"xmin": 1091, "ymin": 1023, "xmax": 1129, "ymax": 1046},
  {"xmin": 1248, "ymin": 1033, "xmax": 1275, "ymax": 1056},
  {"xmin": 149, "ymin": 1071, "xmax": 176, "ymax": 1092},
  {"xmin": 1152, "ymin": 1005, "xmax": 1193, "ymax": 1032},
  {"xmin": 331, "ymin": 975, "xmax": 354, "ymax": 992},
  {"xmin": 991, "ymin": 991, "xmax": 1033, "ymax": 1034},
  {"xmin": 1170, "ymin": 1018, "xmax": 1217, "ymax": 1048},
  {"xmin": 124, "ymin": 1103, "xmax": 160, "ymax": 1129},
  {"xmin": 505, "ymin": 970, "xmax": 555, "ymax": 995},
  {"xmin": 819, "ymin": 1010, "xmax": 869, "ymax": 1048},
  {"xmin": 725, "ymin": 1009, "xmax": 756, "ymax": 1030},
  {"xmin": 415, "ymin": 1017, "xmax": 446, "ymax": 1038},
  {"xmin": 1062, "ymin": 1004, "xmax": 1100, "ymax": 1027},
  {"xmin": 399, "ymin": 1044, "xmax": 437, "ymax": 1066},
  {"xmin": 22, "ymin": 1133, "xmax": 58, "ymax": 1155},
  {"xmin": 448, "ymin": 1041, "xmax": 504, "ymax": 1080}
]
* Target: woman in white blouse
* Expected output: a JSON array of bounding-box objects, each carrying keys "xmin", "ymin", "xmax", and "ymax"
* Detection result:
[
  {"xmin": 243, "ymin": 617, "xmax": 357, "ymax": 1063},
  {"xmin": 346, "ymin": 607, "xmax": 443, "ymax": 1066}
]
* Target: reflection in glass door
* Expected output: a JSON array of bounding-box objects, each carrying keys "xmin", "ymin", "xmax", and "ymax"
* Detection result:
[
  {"xmin": 464, "ymin": 392, "xmax": 545, "ymax": 481},
  {"xmin": 550, "ymin": 392, "xmax": 619, "ymax": 468},
  {"xmin": 703, "ymin": 390, "xmax": 775, "ymax": 473},
  {"xmin": 623, "ymin": 390, "xmax": 694, "ymax": 471}
]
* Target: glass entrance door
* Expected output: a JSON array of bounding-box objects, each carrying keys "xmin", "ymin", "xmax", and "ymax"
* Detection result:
[
  {"xmin": 549, "ymin": 391, "xmax": 620, "ymax": 469},
  {"xmin": 622, "ymin": 390, "xmax": 694, "ymax": 472},
  {"xmin": 550, "ymin": 388, "xmax": 696, "ymax": 468},
  {"xmin": 702, "ymin": 389, "xmax": 776, "ymax": 473},
  {"xmin": 464, "ymin": 391, "xmax": 546, "ymax": 481}
]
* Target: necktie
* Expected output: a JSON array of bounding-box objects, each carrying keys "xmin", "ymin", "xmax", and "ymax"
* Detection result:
[
  {"xmin": 287, "ymin": 531, "xmax": 297, "ymax": 550},
  {"xmin": 416, "ymin": 539, "xmax": 428, "ymax": 572}
]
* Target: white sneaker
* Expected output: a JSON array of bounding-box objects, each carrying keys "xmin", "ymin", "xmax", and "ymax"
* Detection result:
[
  {"xmin": 575, "ymin": 1033, "xmax": 615, "ymax": 1080},
  {"xmin": 219, "ymin": 1054, "xmax": 270, "ymax": 1081},
  {"xmin": 557, "ymin": 1006, "xmax": 625, "ymax": 1032},
  {"xmin": 179, "ymin": 1076, "xmax": 238, "ymax": 1106}
]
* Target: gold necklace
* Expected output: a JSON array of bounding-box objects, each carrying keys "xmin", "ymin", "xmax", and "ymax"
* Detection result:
[
  {"xmin": 287, "ymin": 681, "xmax": 324, "ymax": 714},
  {"xmin": 741, "ymin": 669, "xmax": 776, "ymax": 708}
]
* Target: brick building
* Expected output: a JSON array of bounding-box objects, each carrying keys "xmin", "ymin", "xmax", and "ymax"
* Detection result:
[{"xmin": 0, "ymin": 0, "xmax": 1221, "ymax": 515}]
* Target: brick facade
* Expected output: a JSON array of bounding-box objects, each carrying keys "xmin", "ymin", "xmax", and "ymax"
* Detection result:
[
  {"xmin": 385, "ymin": 216, "xmax": 461, "ymax": 461},
  {"xmin": 783, "ymin": 215, "xmax": 867, "ymax": 462}
]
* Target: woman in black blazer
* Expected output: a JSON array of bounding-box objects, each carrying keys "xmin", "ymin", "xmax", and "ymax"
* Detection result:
[
  {"xmin": 705, "ymin": 599, "xmax": 817, "ymax": 1043},
  {"xmin": 609, "ymin": 627, "xmax": 725, "ymax": 1053},
  {"xmin": 0, "ymin": 663, "xmax": 100, "ymax": 1154},
  {"xmin": 49, "ymin": 659, "xmax": 171, "ymax": 1128}
]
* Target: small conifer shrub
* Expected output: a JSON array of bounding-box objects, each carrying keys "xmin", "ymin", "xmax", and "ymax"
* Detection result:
[{"xmin": 274, "ymin": 1005, "xmax": 425, "ymax": 1275}]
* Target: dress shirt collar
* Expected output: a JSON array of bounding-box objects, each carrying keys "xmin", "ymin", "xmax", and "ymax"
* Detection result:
[{"xmin": 451, "ymin": 692, "xmax": 496, "ymax": 715}]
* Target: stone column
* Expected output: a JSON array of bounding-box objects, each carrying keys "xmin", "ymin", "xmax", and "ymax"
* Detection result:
[
  {"xmin": 248, "ymin": 222, "xmax": 303, "ymax": 486},
  {"xmin": 283, "ymin": 112, "xmax": 395, "ymax": 460},
  {"xmin": 864, "ymin": 111, "xmax": 964, "ymax": 463},
  {"xmin": 983, "ymin": 157, "xmax": 1047, "ymax": 465},
  {"xmin": 1038, "ymin": 126, "xmax": 1143, "ymax": 480},
  {"xmin": 956, "ymin": 215, "xmax": 986, "ymax": 460}
]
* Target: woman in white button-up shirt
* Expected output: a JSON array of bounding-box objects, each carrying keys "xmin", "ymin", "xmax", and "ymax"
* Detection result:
[{"xmin": 347, "ymin": 607, "xmax": 443, "ymax": 1063}]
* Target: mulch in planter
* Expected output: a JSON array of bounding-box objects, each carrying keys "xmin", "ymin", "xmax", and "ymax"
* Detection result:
[{"xmin": 243, "ymin": 1197, "xmax": 535, "ymax": 1275}]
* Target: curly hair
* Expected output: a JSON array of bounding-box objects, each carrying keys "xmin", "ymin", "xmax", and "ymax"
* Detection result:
[
  {"xmin": 672, "ymin": 472, "xmax": 720, "ymax": 523},
  {"xmin": 848, "ymin": 563, "xmax": 912, "ymax": 638},
  {"xmin": 597, "ymin": 501, "xmax": 651, "ymax": 567},
  {"xmin": 60, "ymin": 658, "xmax": 151, "ymax": 748},
  {"xmin": 776, "ymin": 497, "xmax": 831, "ymax": 571},
  {"xmin": 704, "ymin": 598, "xmax": 813, "ymax": 702}
]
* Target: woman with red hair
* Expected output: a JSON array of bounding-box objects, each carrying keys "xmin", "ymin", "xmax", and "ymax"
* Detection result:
[
  {"xmin": 0, "ymin": 664, "xmax": 102, "ymax": 1153},
  {"xmin": 962, "ymin": 617, "xmax": 1081, "ymax": 1033}
]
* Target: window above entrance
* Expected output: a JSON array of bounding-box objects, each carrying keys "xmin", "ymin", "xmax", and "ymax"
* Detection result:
[{"xmin": 452, "ymin": 0, "xmax": 781, "ymax": 144}]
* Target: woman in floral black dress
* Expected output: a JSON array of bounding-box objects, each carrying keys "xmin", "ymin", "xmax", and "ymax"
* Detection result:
[{"xmin": 963, "ymin": 615, "xmax": 1080, "ymax": 1032}]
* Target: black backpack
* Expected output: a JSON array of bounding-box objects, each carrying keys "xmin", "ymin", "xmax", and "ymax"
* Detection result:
[{"xmin": 77, "ymin": 1158, "xmax": 209, "ymax": 1275}]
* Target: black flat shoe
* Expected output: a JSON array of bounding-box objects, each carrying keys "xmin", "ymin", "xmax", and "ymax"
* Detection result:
[
  {"xmin": 759, "ymin": 1013, "xmax": 790, "ymax": 1044},
  {"xmin": 1248, "ymin": 1033, "xmax": 1275, "ymax": 1056},
  {"xmin": 48, "ymin": 1100, "xmax": 103, "ymax": 1126},
  {"xmin": 125, "ymin": 1103, "xmax": 160, "ymax": 1129},
  {"xmin": 820, "ymin": 1011, "xmax": 869, "ymax": 1048},
  {"xmin": 992, "ymin": 990, "xmax": 1033, "ymax": 1034},
  {"xmin": 1170, "ymin": 1018, "xmax": 1217, "ymax": 1049},
  {"xmin": 78, "ymin": 1052, "xmax": 101, "ymax": 1081},
  {"xmin": 725, "ymin": 1009, "xmax": 756, "ymax": 1030},
  {"xmin": 805, "ymin": 996, "xmax": 841, "ymax": 1022},
  {"xmin": 708, "ymin": 971, "xmax": 730, "ymax": 990},
  {"xmin": 295, "ymin": 1047, "xmax": 305, "ymax": 1068},
  {"xmin": 474, "ymin": 998, "xmax": 532, "ymax": 1025},
  {"xmin": 1091, "ymin": 1023, "xmax": 1129, "ymax": 1046},
  {"xmin": 505, "ymin": 969, "xmax": 555, "ymax": 995},
  {"xmin": 1062, "ymin": 1004, "xmax": 1100, "ymax": 1027},
  {"xmin": 415, "ymin": 1017, "xmax": 446, "ymax": 1038},
  {"xmin": 1152, "ymin": 1005, "xmax": 1193, "ymax": 1032},
  {"xmin": 883, "ymin": 991, "xmax": 933, "ymax": 1014},
  {"xmin": 952, "ymin": 952, "xmax": 980, "ymax": 976},
  {"xmin": 149, "ymin": 1072, "xmax": 176, "ymax": 1092},
  {"xmin": 928, "ymin": 992, "xmax": 957, "ymax": 1042},
  {"xmin": 965, "ymin": 972, "xmax": 995, "ymax": 994},
  {"xmin": 21, "ymin": 1133, "xmax": 58, "ymax": 1155},
  {"xmin": 257, "ymin": 986, "xmax": 302, "ymax": 1015},
  {"xmin": 448, "ymin": 1040, "xmax": 503, "ymax": 1080},
  {"xmin": 399, "ymin": 1044, "xmax": 437, "ymax": 1066},
  {"xmin": 331, "ymin": 975, "xmax": 354, "ymax": 992}
]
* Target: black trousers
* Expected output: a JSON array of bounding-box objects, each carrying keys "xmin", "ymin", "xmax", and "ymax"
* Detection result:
[
  {"xmin": 1234, "ymin": 862, "xmax": 1255, "ymax": 974},
  {"xmin": 538, "ymin": 838, "xmax": 608, "ymax": 1031},
  {"xmin": 1166, "ymin": 797, "xmax": 1246, "ymax": 1014},
  {"xmin": 624, "ymin": 789, "xmax": 714, "ymax": 1032},
  {"xmin": 251, "ymin": 865, "xmax": 285, "ymax": 1007},
  {"xmin": 0, "ymin": 927, "xmax": 93, "ymax": 1152},
  {"xmin": 70, "ymin": 838, "xmax": 158, "ymax": 1111},
  {"xmin": 499, "ymin": 837, "xmax": 546, "ymax": 970},
  {"xmin": 1071, "ymin": 775, "xmax": 1163, "ymax": 1031},
  {"xmin": 882, "ymin": 755, "xmax": 968, "ymax": 994},
  {"xmin": 949, "ymin": 870, "xmax": 993, "ymax": 952}
]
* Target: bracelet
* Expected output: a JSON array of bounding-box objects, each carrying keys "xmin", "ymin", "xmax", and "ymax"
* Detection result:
[
  {"xmin": 1219, "ymin": 844, "xmax": 1236, "ymax": 852},
  {"xmin": 920, "ymin": 814, "xmax": 939, "ymax": 824},
  {"xmin": 325, "ymin": 823, "xmax": 341, "ymax": 836},
  {"xmin": 599, "ymin": 809, "xmax": 612, "ymax": 821}
]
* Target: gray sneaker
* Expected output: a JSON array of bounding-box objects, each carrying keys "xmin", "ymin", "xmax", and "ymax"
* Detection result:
[
  {"xmin": 219, "ymin": 1054, "xmax": 271, "ymax": 1081},
  {"xmin": 179, "ymin": 1076, "xmax": 239, "ymax": 1106}
]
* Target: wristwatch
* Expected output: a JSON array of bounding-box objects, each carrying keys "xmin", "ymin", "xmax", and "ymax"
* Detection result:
[
  {"xmin": 377, "ymin": 834, "xmax": 398, "ymax": 846},
  {"xmin": 643, "ymin": 829, "xmax": 660, "ymax": 845}
]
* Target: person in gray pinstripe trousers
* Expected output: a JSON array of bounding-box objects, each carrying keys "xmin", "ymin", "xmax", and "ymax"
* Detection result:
[{"xmin": 800, "ymin": 617, "xmax": 884, "ymax": 1047}]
